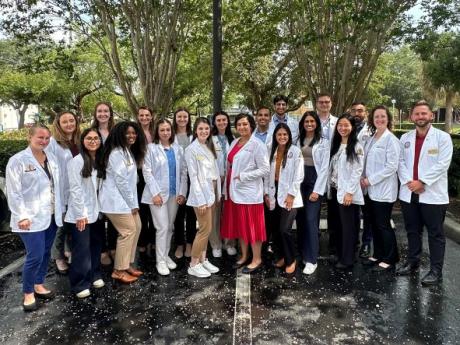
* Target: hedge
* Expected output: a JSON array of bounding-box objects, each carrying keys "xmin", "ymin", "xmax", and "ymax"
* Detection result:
[{"xmin": 1, "ymin": 135, "xmax": 459, "ymax": 196}]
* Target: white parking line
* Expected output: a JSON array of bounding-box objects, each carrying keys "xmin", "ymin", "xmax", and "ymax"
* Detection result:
[
  {"xmin": 233, "ymin": 269, "xmax": 252, "ymax": 345},
  {"xmin": 0, "ymin": 256, "xmax": 25, "ymax": 280}
]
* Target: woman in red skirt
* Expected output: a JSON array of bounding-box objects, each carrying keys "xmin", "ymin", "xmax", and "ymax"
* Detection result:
[{"xmin": 221, "ymin": 113, "xmax": 270, "ymax": 273}]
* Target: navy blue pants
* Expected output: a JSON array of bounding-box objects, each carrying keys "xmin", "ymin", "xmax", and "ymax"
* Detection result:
[
  {"xmin": 68, "ymin": 219, "xmax": 104, "ymax": 293},
  {"xmin": 297, "ymin": 166, "xmax": 321, "ymax": 264},
  {"xmin": 19, "ymin": 217, "xmax": 57, "ymax": 293}
]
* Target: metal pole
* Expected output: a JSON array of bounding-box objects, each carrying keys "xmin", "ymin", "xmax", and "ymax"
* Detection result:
[{"xmin": 212, "ymin": 0, "xmax": 223, "ymax": 114}]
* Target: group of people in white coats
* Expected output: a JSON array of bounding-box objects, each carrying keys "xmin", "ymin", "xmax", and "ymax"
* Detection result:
[{"xmin": 5, "ymin": 95, "xmax": 453, "ymax": 312}]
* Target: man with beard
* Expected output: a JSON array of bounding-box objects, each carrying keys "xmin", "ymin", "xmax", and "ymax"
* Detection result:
[{"xmin": 396, "ymin": 101, "xmax": 453, "ymax": 286}]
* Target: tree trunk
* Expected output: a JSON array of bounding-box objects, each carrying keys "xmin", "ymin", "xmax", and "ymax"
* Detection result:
[
  {"xmin": 17, "ymin": 104, "xmax": 28, "ymax": 129},
  {"xmin": 445, "ymin": 90, "xmax": 455, "ymax": 133}
]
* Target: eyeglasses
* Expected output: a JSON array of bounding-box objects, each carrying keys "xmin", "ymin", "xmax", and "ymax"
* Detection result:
[{"xmin": 84, "ymin": 137, "xmax": 101, "ymax": 142}]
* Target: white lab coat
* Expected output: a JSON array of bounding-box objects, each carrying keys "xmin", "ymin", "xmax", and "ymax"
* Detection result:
[
  {"xmin": 141, "ymin": 143, "xmax": 187, "ymax": 204},
  {"xmin": 45, "ymin": 137, "xmax": 74, "ymax": 211},
  {"xmin": 321, "ymin": 114, "xmax": 338, "ymax": 141},
  {"xmin": 266, "ymin": 114, "xmax": 300, "ymax": 146},
  {"xmin": 298, "ymin": 137, "xmax": 331, "ymax": 195},
  {"xmin": 398, "ymin": 126, "xmax": 453, "ymax": 204},
  {"xmin": 64, "ymin": 154, "xmax": 100, "ymax": 224},
  {"xmin": 184, "ymin": 140, "xmax": 221, "ymax": 207},
  {"xmin": 212, "ymin": 135, "xmax": 231, "ymax": 178},
  {"xmin": 224, "ymin": 136, "xmax": 270, "ymax": 204},
  {"xmin": 6, "ymin": 147, "xmax": 63, "ymax": 232},
  {"xmin": 357, "ymin": 122, "xmax": 372, "ymax": 144},
  {"xmin": 328, "ymin": 143, "xmax": 365, "ymax": 205},
  {"xmin": 99, "ymin": 148, "xmax": 139, "ymax": 213},
  {"xmin": 264, "ymin": 145, "xmax": 304, "ymax": 210},
  {"xmin": 362, "ymin": 129, "xmax": 400, "ymax": 203}
]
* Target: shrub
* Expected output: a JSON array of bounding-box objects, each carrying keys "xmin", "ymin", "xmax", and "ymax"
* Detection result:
[{"xmin": 0, "ymin": 140, "xmax": 28, "ymax": 177}]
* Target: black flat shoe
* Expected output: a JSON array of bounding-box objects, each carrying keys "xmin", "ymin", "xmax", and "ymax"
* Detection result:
[
  {"xmin": 395, "ymin": 261, "xmax": 419, "ymax": 276},
  {"xmin": 232, "ymin": 259, "xmax": 249, "ymax": 269},
  {"xmin": 362, "ymin": 259, "xmax": 379, "ymax": 267},
  {"xmin": 34, "ymin": 290, "xmax": 55, "ymax": 300},
  {"xmin": 242, "ymin": 263, "xmax": 263, "ymax": 274},
  {"xmin": 335, "ymin": 262, "xmax": 353, "ymax": 270},
  {"xmin": 23, "ymin": 300, "xmax": 38, "ymax": 312},
  {"xmin": 421, "ymin": 271, "xmax": 442, "ymax": 286},
  {"xmin": 372, "ymin": 264, "xmax": 394, "ymax": 272}
]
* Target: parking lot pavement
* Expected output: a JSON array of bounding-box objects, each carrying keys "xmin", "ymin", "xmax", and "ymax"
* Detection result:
[{"xmin": 0, "ymin": 212, "xmax": 459, "ymax": 345}]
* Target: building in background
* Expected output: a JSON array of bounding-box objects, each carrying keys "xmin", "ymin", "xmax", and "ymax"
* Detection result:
[{"xmin": 0, "ymin": 104, "xmax": 38, "ymax": 132}]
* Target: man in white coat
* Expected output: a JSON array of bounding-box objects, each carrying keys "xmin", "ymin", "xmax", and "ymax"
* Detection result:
[
  {"xmin": 396, "ymin": 101, "xmax": 453, "ymax": 286},
  {"xmin": 266, "ymin": 95, "xmax": 299, "ymax": 145}
]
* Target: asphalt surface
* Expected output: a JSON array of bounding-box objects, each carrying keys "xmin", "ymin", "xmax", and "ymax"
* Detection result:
[{"xmin": 0, "ymin": 212, "xmax": 459, "ymax": 345}]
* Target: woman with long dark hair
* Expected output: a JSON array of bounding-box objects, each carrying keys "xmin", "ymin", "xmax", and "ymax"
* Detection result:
[
  {"xmin": 297, "ymin": 111, "xmax": 330, "ymax": 275},
  {"xmin": 360, "ymin": 106, "xmax": 400, "ymax": 271},
  {"xmin": 98, "ymin": 121, "xmax": 147, "ymax": 283},
  {"xmin": 142, "ymin": 118, "xmax": 187, "ymax": 276},
  {"xmin": 185, "ymin": 117, "xmax": 221, "ymax": 278},
  {"xmin": 264, "ymin": 123, "xmax": 304, "ymax": 275},
  {"xmin": 66, "ymin": 128, "xmax": 105, "ymax": 298},
  {"xmin": 172, "ymin": 107, "xmax": 197, "ymax": 259},
  {"xmin": 221, "ymin": 114, "xmax": 270, "ymax": 274},
  {"xmin": 210, "ymin": 111, "xmax": 237, "ymax": 257},
  {"xmin": 327, "ymin": 113, "xmax": 364, "ymax": 270},
  {"xmin": 46, "ymin": 111, "xmax": 81, "ymax": 274}
]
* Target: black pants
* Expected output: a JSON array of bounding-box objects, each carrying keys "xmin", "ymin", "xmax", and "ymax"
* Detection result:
[
  {"xmin": 401, "ymin": 194, "xmax": 447, "ymax": 274},
  {"xmin": 358, "ymin": 197, "xmax": 373, "ymax": 246},
  {"xmin": 270, "ymin": 200, "xmax": 298, "ymax": 266},
  {"xmin": 136, "ymin": 173, "xmax": 155, "ymax": 247},
  {"xmin": 174, "ymin": 204, "xmax": 197, "ymax": 245},
  {"xmin": 328, "ymin": 188, "xmax": 359, "ymax": 266},
  {"xmin": 368, "ymin": 199, "xmax": 399, "ymax": 264},
  {"xmin": 101, "ymin": 216, "xmax": 117, "ymax": 252},
  {"xmin": 68, "ymin": 219, "xmax": 104, "ymax": 293}
]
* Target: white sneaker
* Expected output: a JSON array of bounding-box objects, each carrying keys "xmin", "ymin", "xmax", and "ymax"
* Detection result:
[
  {"xmin": 188, "ymin": 263, "xmax": 211, "ymax": 278},
  {"xmin": 156, "ymin": 261, "xmax": 170, "ymax": 276},
  {"xmin": 212, "ymin": 248, "xmax": 222, "ymax": 258},
  {"xmin": 166, "ymin": 256, "xmax": 177, "ymax": 270},
  {"xmin": 202, "ymin": 259, "xmax": 219, "ymax": 273},
  {"xmin": 303, "ymin": 262, "xmax": 318, "ymax": 275},
  {"xmin": 226, "ymin": 247, "xmax": 237, "ymax": 256},
  {"xmin": 76, "ymin": 289, "xmax": 90, "ymax": 299},
  {"xmin": 92, "ymin": 279, "xmax": 105, "ymax": 289}
]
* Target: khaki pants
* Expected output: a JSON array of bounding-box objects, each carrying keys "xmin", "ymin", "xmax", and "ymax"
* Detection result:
[
  {"xmin": 192, "ymin": 203, "xmax": 215, "ymax": 259},
  {"xmin": 105, "ymin": 213, "xmax": 141, "ymax": 270}
]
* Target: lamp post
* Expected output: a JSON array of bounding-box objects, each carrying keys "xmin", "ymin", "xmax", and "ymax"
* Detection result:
[{"xmin": 391, "ymin": 99, "xmax": 398, "ymax": 129}]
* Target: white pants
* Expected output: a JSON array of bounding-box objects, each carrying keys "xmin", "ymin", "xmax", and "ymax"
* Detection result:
[{"xmin": 149, "ymin": 198, "xmax": 179, "ymax": 264}]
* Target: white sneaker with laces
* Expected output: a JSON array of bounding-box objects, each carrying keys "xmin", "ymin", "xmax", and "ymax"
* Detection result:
[
  {"xmin": 76, "ymin": 289, "xmax": 91, "ymax": 299},
  {"xmin": 226, "ymin": 247, "xmax": 237, "ymax": 256},
  {"xmin": 212, "ymin": 248, "xmax": 222, "ymax": 258},
  {"xmin": 302, "ymin": 262, "xmax": 318, "ymax": 275},
  {"xmin": 92, "ymin": 279, "xmax": 105, "ymax": 289},
  {"xmin": 202, "ymin": 259, "xmax": 219, "ymax": 273},
  {"xmin": 156, "ymin": 261, "xmax": 170, "ymax": 276},
  {"xmin": 188, "ymin": 263, "xmax": 211, "ymax": 278},
  {"xmin": 166, "ymin": 256, "xmax": 177, "ymax": 270}
]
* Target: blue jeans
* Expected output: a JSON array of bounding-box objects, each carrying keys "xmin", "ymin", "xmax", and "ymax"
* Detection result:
[
  {"xmin": 68, "ymin": 219, "xmax": 104, "ymax": 293},
  {"xmin": 297, "ymin": 166, "xmax": 321, "ymax": 264},
  {"xmin": 19, "ymin": 217, "xmax": 57, "ymax": 293}
]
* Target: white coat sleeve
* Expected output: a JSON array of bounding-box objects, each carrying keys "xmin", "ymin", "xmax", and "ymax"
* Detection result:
[
  {"xmin": 287, "ymin": 149, "xmax": 304, "ymax": 197},
  {"xmin": 240, "ymin": 143, "xmax": 270, "ymax": 182},
  {"xmin": 420, "ymin": 134, "xmax": 453, "ymax": 186},
  {"xmin": 345, "ymin": 146, "xmax": 364, "ymax": 195},
  {"xmin": 313, "ymin": 140, "xmax": 330, "ymax": 195},
  {"xmin": 142, "ymin": 149, "xmax": 161, "ymax": 198},
  {"xmin": 111, "ymin": 151, "xmax": 137, "ymax": 210},
  {"xmin": 67, "ymin": 159, "xmax": 87, "ymax": 220},
  {"xmin": 398, "ymin": 136, "xmax": 412, "ymax": 186},
  {"xmin": 367, "ymin": 137, "xmax": 400, "ymax": 186},
  {"xmin": 5, "ymin": 157, "xmax": 28, "ymax": 222},
  {"xmin": 185, "ymin": 149, "xmax": 207, "ymax": 206}
]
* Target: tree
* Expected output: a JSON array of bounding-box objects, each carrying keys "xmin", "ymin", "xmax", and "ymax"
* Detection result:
[
  {"xmin": 287, "ymin": 0, "xmax": 416, "ymax": 114},
  {"xmin": 366, "ymin": 46, "xmax": 423, "ymax": 115},
  {"xmin": 1, "ymin": 0, "xmax": 210, "ymax": 117}
]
